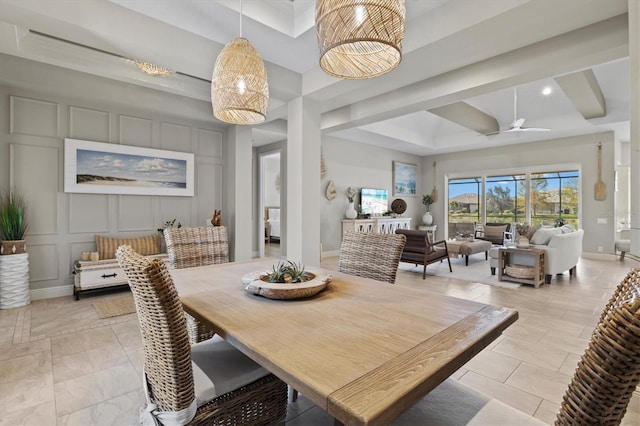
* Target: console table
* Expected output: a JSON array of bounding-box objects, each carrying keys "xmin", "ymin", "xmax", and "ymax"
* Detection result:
[{"xmin": 342, "ymin": 217, "xmax": 411, "ymax": 235}]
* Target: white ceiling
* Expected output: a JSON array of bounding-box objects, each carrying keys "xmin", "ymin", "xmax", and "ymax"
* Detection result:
[{"xmin": 0, "ymin": 0, "xmax": 631, "ymax": 155}]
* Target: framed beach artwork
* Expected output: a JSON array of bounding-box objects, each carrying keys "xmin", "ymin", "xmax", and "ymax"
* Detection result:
[
  {"xmin": 393, "ymin": 161, "xmax": 417, "ymax": 197},
  {"xmin": 64, "ymin": 139, "xmax": 194, "ymax": 196}
]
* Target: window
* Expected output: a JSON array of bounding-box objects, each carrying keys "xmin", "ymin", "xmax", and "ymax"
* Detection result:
[
  {"xmin": 530, "ymin": 171, "xmax": 579, "ymax": 227},
  {"xmin": 485, "ymin": 174, "xmax": 526, "ymax": 224},
  {"xmin": 448, "ymin": 177, "xmax": 481, "ymax": 225},
  {"xmin": 447, "ymin": 168, "xmax": 580, "ymax": 237}
]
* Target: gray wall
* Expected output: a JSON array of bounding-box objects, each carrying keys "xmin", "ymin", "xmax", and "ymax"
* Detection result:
[
  {"xmin": 0, "ymin": 58, "xmax": 224, "ymax": 299},
  {"xmin": 421, "ymin": 132, "xmax": 617, "ymax": 255}
]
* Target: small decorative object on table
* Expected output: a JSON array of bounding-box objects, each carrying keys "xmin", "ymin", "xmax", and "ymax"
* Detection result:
[
  {"xmin": 157, "ymin": 218, "xmax": 181, "ymax": 236},
  {"xmin": 516, "ymin": 236, "xmax": 529, "ymax": 248},
  {"xmin": 422, "ymin": 194, "xmax": 434, "ymax": 225},
  {"xmin": 243, "ymin": 260, "xmax": 331, "ymax": 300},
  {"xmin": 211, "ymin": 210, "xmax": 222, "ymax": 226},
  {"xmin": 345, "ymin": 186, "xmax": 358, "ymax": 219}
]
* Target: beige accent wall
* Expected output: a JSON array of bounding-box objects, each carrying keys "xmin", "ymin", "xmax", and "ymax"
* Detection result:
[{"xmin": 422, "ymin": 132, "xmax": 616, "ymax": 255}]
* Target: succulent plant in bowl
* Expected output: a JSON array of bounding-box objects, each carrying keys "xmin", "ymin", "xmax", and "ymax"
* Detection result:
[{"xmin": 264, "ymin": 260, "xmax": 314, "ymax": 284}]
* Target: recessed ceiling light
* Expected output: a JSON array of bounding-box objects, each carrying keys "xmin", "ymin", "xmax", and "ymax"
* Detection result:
[{"xmin": 542, "ymin": 87, "xmax": 552, "ymax": 95}]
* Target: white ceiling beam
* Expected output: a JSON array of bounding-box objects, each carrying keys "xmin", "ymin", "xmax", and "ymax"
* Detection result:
[
  {"xmin": 555, "ymin": 69, "xmax": 606, "ymax": 119},
  {"xmin": 427, "ymin": 102, "xmax": 499, "ymax": 135},
  {"xmin": 321, "ymin": 14, "xmax": 628, "ymax": 133}
]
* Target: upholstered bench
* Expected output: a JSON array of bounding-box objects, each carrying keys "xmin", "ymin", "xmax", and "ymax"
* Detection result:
[{"xmin": 448, "ymin": 239, "xmax": 492, "ymax": 266}]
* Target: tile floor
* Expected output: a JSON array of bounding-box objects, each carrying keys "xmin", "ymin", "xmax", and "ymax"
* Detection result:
[{"xmin": 0, "ymin": 254, "xmax": 639, "ymax": 425}]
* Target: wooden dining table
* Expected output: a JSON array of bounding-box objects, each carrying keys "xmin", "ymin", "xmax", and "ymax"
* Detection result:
[{"xmin": 170, "ymin": 258, "xmax": 518, "ymax": 426}]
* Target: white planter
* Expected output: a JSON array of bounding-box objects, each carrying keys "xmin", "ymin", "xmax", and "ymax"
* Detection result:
[
  {"xmin": 422, "ymin": 212, "xmax": 433, "ymax": 226},
  {"xmin": 345, "ymin": 202, "xmax": 357, "ymax": 219},
  {"xmin": 0, "ymin": 253, "xmax": 30, "ymax": 309}
]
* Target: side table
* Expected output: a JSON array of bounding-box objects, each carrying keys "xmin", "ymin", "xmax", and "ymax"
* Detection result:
[
  {"xmin": 417, "ymin": 225, "xmax": 437, "ymax": 242},
  {"xmin": 498, "ymin": 247, "xmax": 545, "ymax": 288}
]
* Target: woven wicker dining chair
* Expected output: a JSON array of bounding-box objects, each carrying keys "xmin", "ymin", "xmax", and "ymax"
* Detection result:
[
  {"xmin": 116, "ymin": 245, "xmax": 287, "ymax": 426},
  {"xmin": 164, "ymin": 226, "xmax": 229, "ymax": 344},
  {"xmin": 555, "ymin": 267, "xmax": 640, "ymax": 425},
  {"xmin": 338, "ymin": 231, "xmax": 406, "ymax": 284}
]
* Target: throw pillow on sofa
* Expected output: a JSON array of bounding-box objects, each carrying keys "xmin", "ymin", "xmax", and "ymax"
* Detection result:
[
  {"xmin": 529, "ymin": 227, "xmax": 563, "ymax": 245},
  {"xmin": 96, "ymin": 234, "xmax": 161, "ymax": 260},
  {"xmin": 560, "ymin": 224, "xmax": 575, "ymax": 233}
]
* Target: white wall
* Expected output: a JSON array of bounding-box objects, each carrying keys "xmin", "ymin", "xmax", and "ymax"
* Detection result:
[
  {"xmin": 0, "ymin": 56, "xmax": 224, "ymax": 298},
  {"xmin": 320, "ymin": 136, "xmax": 424, "ymax": 253},
  {"xmin": 264, "ymin": 155, "xmax": 281, "ymax": 207},
  {"xmin": 422, "ymin": 132, "xmax": 617, "ymax": 255}
]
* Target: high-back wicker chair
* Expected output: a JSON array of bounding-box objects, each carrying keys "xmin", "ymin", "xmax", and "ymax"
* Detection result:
[
  {"xmin": 338, "ymin": 231, "xmax": 406, "ymax": 284},
  {"xmin": 116, "ymin": 245, "xmax": 287, "ymax": 426},
  {"xmin": 555, "ymin": 267, "xmax": 640, "ymax": 425},
  {"xmin": 164, "ymin": 226, "xmax": 229, "ymax": 344},
  {"xmin": 164, "ymin": 226, "xmax": 229, "ymax": 269}
]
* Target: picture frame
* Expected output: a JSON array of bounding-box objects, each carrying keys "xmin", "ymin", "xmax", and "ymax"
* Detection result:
[
  {"xmin": 64, "ymin": 138, "xmax": 195, "ymax": 196},
  {"xmin": 393, "ymin": 161, "xmax": 417, "ymax": 197}
]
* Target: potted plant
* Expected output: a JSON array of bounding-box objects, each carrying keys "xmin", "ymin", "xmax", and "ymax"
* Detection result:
[
  {"xmin": 0, "ymin": 189, "xmax": 30, "ymax": 308},
  {"xmin": 422, "ymin": 194, "xmax": 434, "ymax": 225},
  {"xmin": 0, "ymin": 190, "xmax": 28, "ymax": 255}
]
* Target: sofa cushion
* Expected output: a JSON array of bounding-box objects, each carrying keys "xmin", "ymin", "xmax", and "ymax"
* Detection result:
[
  {"xmin": 530, "ymin": 227, "xmax": 563, "ymax": 245},
  {"xmin": 96, "ymin": 234, "xmax": 161, "ymax": 260}
]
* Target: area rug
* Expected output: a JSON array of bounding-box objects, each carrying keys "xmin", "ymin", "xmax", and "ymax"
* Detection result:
[
  {"xmin": 399, "ymin": 253, "xmax": 521, "ymax": 289},
  {"xmin": 93, "ymin": 295, "xmax": 136, "ymax": 318}
]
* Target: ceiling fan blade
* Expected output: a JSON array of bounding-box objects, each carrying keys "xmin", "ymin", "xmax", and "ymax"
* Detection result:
[{"xmin": 519, "ymin": 127, "xmax": 550, "ymax": 132}]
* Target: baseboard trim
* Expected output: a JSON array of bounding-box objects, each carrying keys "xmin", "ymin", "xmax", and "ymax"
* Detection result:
[
  {"xmin": 581, "ymin": 252, "xmax": 619, "ymax": 261},
  {"xmin": 30, "ymin": 285, "xmax": 74, "ymax": 301},
  {"xmin": 321, "ymin": 250, "xmax": 340, "ymax": 259}
]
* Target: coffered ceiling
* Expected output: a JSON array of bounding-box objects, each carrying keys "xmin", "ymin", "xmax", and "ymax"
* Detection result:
[{"xmin": 0, "ymin": 0, "xmax": 631, "ymax": 155}]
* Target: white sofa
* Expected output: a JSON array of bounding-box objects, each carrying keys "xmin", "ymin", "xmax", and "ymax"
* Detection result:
[
  {"xmin": 532, "ymin": 228, "xmax": 584, "ymax": 283},
  {"xmin": 490, "ymin": 228, "xmax": 584, "ymax": 284}
]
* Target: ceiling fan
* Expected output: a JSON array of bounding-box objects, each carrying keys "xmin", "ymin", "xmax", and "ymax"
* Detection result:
[{"xmin": 485, "ymin": 88, "xmax": 550, "ymax": 135}]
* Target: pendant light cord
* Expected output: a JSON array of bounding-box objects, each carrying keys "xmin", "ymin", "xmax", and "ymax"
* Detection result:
[{"xmin": 239, "ymin": 0, "xmax": 243, "ymax": 37}]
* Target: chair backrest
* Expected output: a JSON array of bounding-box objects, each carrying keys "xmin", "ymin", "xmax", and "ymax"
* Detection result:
[
  {"xmin": 164, "ymin": 226, "xmax": 229, "ymax": 269},
  {"xmin": 116, "ymin": 245, "xmax": 194, "ymax": 413},
  {"xmin": 556, "ymin": 268, "xmax": 640, "ymax": 425},
  {"xmin": 396, "ymin": 229, "xmax": 429, "ymax": 255},
  {"xmin": 338, "ymin": 231, "xmax": 406, "ymax": 284}
]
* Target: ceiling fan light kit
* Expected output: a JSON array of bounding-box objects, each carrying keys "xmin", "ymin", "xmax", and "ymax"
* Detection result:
[{"xmin": 316, "ymin": 0, "xmax": 406, "ymax": 80}]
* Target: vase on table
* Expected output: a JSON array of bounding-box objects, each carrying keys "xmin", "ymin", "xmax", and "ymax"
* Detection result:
[
  {"xmin": 422, "ymin": 212, "xmax": 433, "ymax": 226},
  {"xmin": 345, "ymin": 202, "xmax": 357, "ymax": 219}
]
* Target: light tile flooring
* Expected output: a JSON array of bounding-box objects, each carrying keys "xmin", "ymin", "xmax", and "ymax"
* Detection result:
[{"xmin": 1, "ymin": 255, "xmax": 639, "ymax": 425}]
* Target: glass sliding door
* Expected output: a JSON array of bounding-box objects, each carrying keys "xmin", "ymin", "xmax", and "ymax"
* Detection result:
[
  {"xmin": 530, "ymin": 171, "xmax": 579, "ymax": 227},
  {"xmin": 485, "ymin": 174, "xmax": 526, "ymax": 224},
  {"xmin": 448, "ymin": 177, "xmax": 482, "ymax": 226}
]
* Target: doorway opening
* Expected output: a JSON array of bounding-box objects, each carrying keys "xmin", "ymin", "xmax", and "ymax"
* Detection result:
[{"xmin": 259, "ymin": 150, "xmax": 281, "ymax": 258}]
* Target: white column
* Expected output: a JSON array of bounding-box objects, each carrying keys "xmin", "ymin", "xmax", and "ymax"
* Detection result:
[
  {"xmin": 286, "ymin": 97, "xmax": 321, "ymax": 265},
  {"xmin": 630, "ymin": 1, "xmax": 640, "ymax": 256},
  {"xmin": 225, "ymin": 125, "xmax": 253, "ymax": 261}
]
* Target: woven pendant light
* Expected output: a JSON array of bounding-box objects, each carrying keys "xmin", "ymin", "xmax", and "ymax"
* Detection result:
[
  {"xmin": 211, "ymin": 37, "xmax": 269, "ymax": 125},
  {"xmin": 316, "ymin": 0, "xmax": 406, "ymax": 80}
]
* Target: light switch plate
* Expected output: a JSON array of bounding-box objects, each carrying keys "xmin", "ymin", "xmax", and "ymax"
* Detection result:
[{"xmin": 597, "ymin": 218, "xmax": 607, "ymax": 224}]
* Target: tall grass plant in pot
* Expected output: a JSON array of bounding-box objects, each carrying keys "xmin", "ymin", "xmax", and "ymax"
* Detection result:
[
  {"xmin": 0, "ymin": 189, "xmax": 30, "ymax": 308},
  {"xmin": 0, "ymin": 191, "xmax": 28, "ymax": 255}
]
